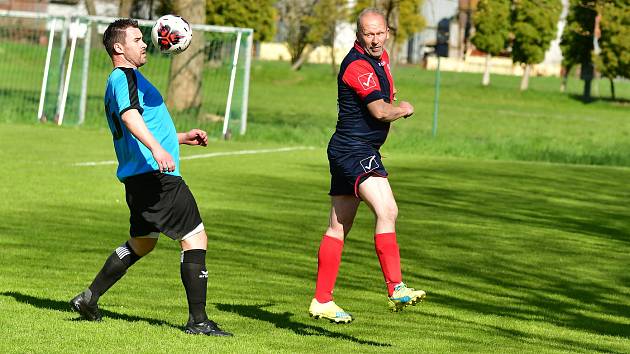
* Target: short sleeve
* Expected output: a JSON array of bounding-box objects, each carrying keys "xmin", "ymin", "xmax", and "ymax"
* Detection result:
[
  {"xmin": 111, "ymin": 68, "xmax": 144, "ymax": 116},
  {"xmin": 341, "ymin": 60, "xmax": 383, "ymax": 104}
]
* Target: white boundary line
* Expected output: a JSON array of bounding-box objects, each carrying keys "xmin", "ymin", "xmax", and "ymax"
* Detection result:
[{"xmin": 72, "ymin": 146, "xmax": 315, "ymax": 167}]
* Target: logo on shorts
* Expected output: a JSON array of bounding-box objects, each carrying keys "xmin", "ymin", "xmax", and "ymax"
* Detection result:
[
  {"xmin": 357, "ymin": 72, "xmax": 377, "ymax": 90},
  {"xmin": 360, "ymin": 155, "xmax": 379, "ymax": 173},
  {"xmin": 199, "ymin": 270, "xmax": 208, "ymax": 279}
]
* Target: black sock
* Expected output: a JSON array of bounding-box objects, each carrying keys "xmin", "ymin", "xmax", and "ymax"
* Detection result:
[
  {"xmin": 180, "ymin": 249, "xmax": 208, "ymax": 323},
  {"xmin": 87, "ymin": 241, "xmax": 142, "ymax": 305}
]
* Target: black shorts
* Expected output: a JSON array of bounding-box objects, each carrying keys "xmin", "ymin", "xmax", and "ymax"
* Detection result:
[
  {"xmin": 124, "ymin": 172, "xmax": 203, "ymax": 240},
  {"xmin": 327, "ymin": 141, "xmax": 388, "ymax": 197}
]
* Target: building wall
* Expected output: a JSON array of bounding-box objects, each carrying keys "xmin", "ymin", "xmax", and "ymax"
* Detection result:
[
  {"xmin": 46, "ymin": 0, "xmax": 118, "ymax": 17},
  {"xmin": 0, "ymin": 0, "xmax": 47, "ymax": 12}
]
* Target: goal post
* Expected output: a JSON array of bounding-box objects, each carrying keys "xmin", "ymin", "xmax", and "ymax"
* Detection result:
[
  {"xmin": 76, "ymin": 16, "xmax": 254, "ymax": 137},
  {"xmin": 0, "ymin": 10, "xmax": 66, "ymax": 124},
  {"xmin": 0, "ymin": 10, "xmax": 253, "ymax": 137}
]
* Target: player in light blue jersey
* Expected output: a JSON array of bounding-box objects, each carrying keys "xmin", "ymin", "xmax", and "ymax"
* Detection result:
[
  {"xmin": 70, "ymin": 18, "xmax": 231, "ymax": 337},
  {"xmin": 105, "ymin": 66, "xmax": 181, "ymax": 181}
]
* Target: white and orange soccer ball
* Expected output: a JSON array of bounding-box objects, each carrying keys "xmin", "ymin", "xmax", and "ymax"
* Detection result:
[{"xmin": 151, "ymin": 14, "xmax": 192, "ymax": 54}]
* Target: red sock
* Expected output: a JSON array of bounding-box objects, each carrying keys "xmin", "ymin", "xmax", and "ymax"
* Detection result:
[
  {"xmin": 314, "ymin": 235, "xmax": 344, "ymax": 303},
  {"xmin": 375, "ymin": 232, "xmax": 402, "ymax": 296}
]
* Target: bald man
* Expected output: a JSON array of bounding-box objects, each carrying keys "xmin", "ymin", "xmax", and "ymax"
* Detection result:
[{"xmin": 308, "ymin": 8, "xmax": 426, "ymax": 324}]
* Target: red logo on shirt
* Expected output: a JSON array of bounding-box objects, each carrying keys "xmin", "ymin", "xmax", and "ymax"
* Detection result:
[{"xmin": 357, "ymin": 73, "xmax": 377, "ymax": 90}]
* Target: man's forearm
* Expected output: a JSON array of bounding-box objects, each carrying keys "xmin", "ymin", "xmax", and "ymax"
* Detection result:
[
  {"xmin": 121, "ymin": 109, "xmax": 162, "ymax": 151},
  {"xmin": 177, "ymin": 132, "xmax": 186, "ymax": 144},
  {"xmin": 367, "ymin": 100, "xmax": 410, "ymax": 122}
]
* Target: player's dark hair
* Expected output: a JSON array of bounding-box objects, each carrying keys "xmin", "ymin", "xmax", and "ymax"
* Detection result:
[
  {"xmin": 103, "ymin": 18, "xmax": 139, "ymax": 58},
  {"xmin": 356, "ymin": 8, "xmax": 388, "ymax": 32}
]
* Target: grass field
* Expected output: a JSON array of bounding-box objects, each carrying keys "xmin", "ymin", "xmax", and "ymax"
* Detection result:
[
  {"xmin": 1, "ymin": 122, "xmax": 630, "ymax": 352},
  {"xmin": 1, "ymin": 59, "xmax": 630, "ymax": 352}
]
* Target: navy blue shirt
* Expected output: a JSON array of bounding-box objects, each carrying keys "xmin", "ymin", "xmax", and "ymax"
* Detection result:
[{"xmin": 332, "ymin": 41, "xmax": 395, "ymax": 150}]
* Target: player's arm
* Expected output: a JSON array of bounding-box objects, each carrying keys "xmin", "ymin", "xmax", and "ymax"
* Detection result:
[
  {"xmin": 367, "ymin": 99, "xmax": 414, "ymax": 122},
  {"xmin": 342, "ymin": 60, "xmax": 413, "ymax": 122},
  {"xmin": 121, "ymin": 109, "xmax": 175, "ymax": 172},
  {"xmin": 178, "ymin": 129, "xmax": 208, "ymax": 146}
]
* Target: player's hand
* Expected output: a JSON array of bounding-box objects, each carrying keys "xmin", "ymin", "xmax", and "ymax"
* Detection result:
[
  {"xmin": 152, "ymin": 147, "xmax": 175, "ymax": 173},
  {"xmin": 399, "ymin": 101, "xmax": 414, "ymax": 118},
  {"xmin": 182, "ymin": 129, "xmax": 208, "ymax": 146}
]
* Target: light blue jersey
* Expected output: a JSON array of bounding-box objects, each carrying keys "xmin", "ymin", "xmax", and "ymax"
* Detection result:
[{"xmin": 104, "ymin": 67, "xmax": 179, "ymax": 181}]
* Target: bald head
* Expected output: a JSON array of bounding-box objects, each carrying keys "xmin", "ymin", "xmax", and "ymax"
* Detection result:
[
  {"xmin": 356, "ymin": 8, "xmax": 389, "ymax": 59},
  {"xmin": 356, "ymin": 8, "xmax": 387, "ymax": 31}
]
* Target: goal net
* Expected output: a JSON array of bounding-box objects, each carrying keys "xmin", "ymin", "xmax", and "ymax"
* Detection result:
[{"xmin": 0, "ymin": 11, "xmax": 253, "ymax": 138}]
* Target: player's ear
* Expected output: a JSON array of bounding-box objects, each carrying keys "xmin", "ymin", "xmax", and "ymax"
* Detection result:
[
  {"xmin": 386, "ymin": 27, "xmax": 390, "ymax": 40},
  {"xmin": 113, "ymin": 42, "xmax": 124, "ymax": 55}
]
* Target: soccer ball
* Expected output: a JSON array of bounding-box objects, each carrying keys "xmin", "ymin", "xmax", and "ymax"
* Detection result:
[{"xmin": 151, "ymin": 15, "xmax": 192, "ymax": 54}]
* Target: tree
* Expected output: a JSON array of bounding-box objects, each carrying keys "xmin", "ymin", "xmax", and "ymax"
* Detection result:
[
  {"xmin": 276, "ymin": 0, "xmax": 318, "ymax": 69},
  {"xmin": 206, "ymin": 0, "xmax": 276, "ymax": 42},
  {"xmin": 511, "ymin": 0, "xmax": 562, "ymax": 90},
  {"xmin": 560, "ymin": 0, "xmax": 597, "ymax": 98},
  {"xmin": 471, "ymin": 0, "xmax": 511, "ymax": 86},
  {"xmin": 119, "ymin": 0, "xmax": 134, "ymax": 17},
  {"xmin": 166, "ymin": 0, "xmax": 206, "ymax": 111},
  {"xmin": 305, "ymin": 0, "xmax": 349, "ymax": 75},
  {"xmin": 84, "ymin": 0, "xmax": 96, "ymax": 15},
  {"xmin": 156, "ymin": 0, "xmax": 175, "ymax": 16},
  {"xmin": 594, "ymin": 0, "xmax": 630, "ymax": 100},
  {"xmin": 353, "ymin": 0, "xmax": 425, "ymax": 64},
  {"xmin": 395, "ymin": 0, "xmax": 426, "ymax": 46}
]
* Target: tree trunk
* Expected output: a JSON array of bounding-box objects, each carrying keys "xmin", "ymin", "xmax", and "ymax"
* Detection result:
[
  {"xmin": 119, "ymin": 0, "xmax": 134, "ymax": 17},
  {"xmin": 560, "ymin": 66, "xmax": 569, "ymax": 93},
  {"xmin": 610, "ymin": 78, "xmax": 616, "ymax": 101},
  {"xmin": 482, "ymin": 53, "xmax": 491, "ymax": 86},
  {"xmin": 583, "ymin": 79, "xmax": 592, "ymax": 102},
  {"xmin": 330, "ymin": 44, "xmax": 337, "ymax": 76},
  {"xmin": 166, "ymin": 0, "xmax": 206, "ymax": 111},
  {"xmin": 291, "ymin": 45, "xmax": 314, "ymax": 71},
  {"xmin": 520, "ymin": 64, "xmax": 530, "ymax": 91},
  {"xmin": 390, "ymin": 42, "xmax": 399, "ymax": 71},
  {"xmin": 330, "ymin": 25, "xmax": 337, "ymax": 76},
  {"xmin": 84, "ymin": 0, "xmax": 96, "ymax": 15},
  {"xmin": 84, "ymin": 0, "xmax": 100, "ymax": 54}
]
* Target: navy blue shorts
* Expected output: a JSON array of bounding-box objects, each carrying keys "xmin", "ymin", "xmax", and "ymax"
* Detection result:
[{"xmin": 327, "ymin": 141, "xmax": 388, "ymax": 197}]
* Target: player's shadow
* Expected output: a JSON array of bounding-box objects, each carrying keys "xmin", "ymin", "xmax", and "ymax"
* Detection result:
[
  {"xmin": 567, "ymin": 93, "xmax": 630, "ymax": 105},
  {"xmin": 0, "ymin": 291, "xmax": 181, "ymax": 330},
  {"xmin": 214, "ymin": 302, "xmax": 390, "ymax": 347}
]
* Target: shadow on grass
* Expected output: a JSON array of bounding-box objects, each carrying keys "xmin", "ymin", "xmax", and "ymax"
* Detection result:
[
  {"xmin": 428, "ymin": 310, "xmax": 627, "ymax": 354},
  {"xmin": 568, "ymin": 93, "xmax": 630, "ymax": 105},
  {"xmin": 215, "ymin": 302, "xmax": 390, "ymax": 347},
  {"xmin": 0, "ymin": 291, "xmax": 181, "ymax": 330}
]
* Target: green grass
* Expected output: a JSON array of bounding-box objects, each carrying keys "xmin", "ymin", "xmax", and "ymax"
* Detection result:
[
  {"xmin": 1, "ymin": 124, "xmax": 629, "ymax": 352},
  {"xmin": 242, "ymin": 61, "xmax": 630, "ymax": 166},
  {"xmin": 1, "ymin": 48, "xmax": 630, "ymax": 352}
]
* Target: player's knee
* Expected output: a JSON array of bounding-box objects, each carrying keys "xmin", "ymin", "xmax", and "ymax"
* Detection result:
[
  {"xmin": 180, "ymin": 229, "xmax": 208, "ymax": 251},
  {"xmin": 327, "ymin": 224, "xmax": 345, "ymax": 236},
  {"xmin": 129, "ymin": 238, "xmax": 157, "ymax": 256},
  {"xmin": 327, "ymin": 222, "xmax": 352, "ymax": 238},
  {"xmin": 376, "ymin": 204, "xmax": 398, "ymax": 223}
]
